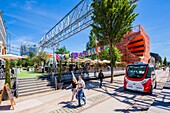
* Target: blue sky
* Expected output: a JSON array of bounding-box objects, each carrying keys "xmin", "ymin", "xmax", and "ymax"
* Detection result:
[{"xmin": 0, "ymin": 0, "xmax": 170, "ymax": 60}]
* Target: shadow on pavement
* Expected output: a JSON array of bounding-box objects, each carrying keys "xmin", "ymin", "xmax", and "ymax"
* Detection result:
[
  {"xmin": 58, "ymin": 101, "xmax": 82, "ymax": 109},
  {"xmin": 89, "ymin": 79, "xmax": 158, "ymax": 112},
  {"xmin": 0, "ymin": 105, "xmax": 11, "ymax": 110}
]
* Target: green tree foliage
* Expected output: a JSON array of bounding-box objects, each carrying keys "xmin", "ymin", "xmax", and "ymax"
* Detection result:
[
  {"xmin": 10, "ymin": 60, "xmax": 17, "ymax": 67},
  {"xmin": 21, "ymin": 58, "xmax": 32, "ymax": 67},
  {"xmin": 5, "ymin": 60, "xmax": 11, "ymax": 88},
  {"xmin": 17, "ymin": 59, "xmax": 22, "ymax": 67},
  {"xmin": 31, "ymin": 56, "xmax": 40, "ymax": 66},
  {"xmin": 29, "ymin": 52, "xmax": 35, "ymax": 59},
  {"xmin": 55, "ymin": 46, "xmax": 69, "ymax": 54},
  {"xmin": 86, "ymin": 30, "xmax": 98, "ymax": 60},
  {"xmin": 99, "ymin": 47, "xmax": 122, "ymax": 65},
  {"xmin": 37, "ymin": 51, "xmax": 48, "ymax": 67},
  {"xmin": 86, "ymin": 31, "xmax": 97, "ymax": 50},
  {"xmin": 163, "ymin": 57, "xmax": 168, "ymax": 66},
  {"xmin": 91, "ymin": 0, "xmax": 138, "ymax": 83},
  {"xmin": 160, "ymin": 57, "xmax": 162, "ymax": 67}
]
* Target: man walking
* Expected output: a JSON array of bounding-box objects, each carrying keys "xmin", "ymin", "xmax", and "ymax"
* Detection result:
[
  {"xmin": 77, "ymin": 75, "xmax": 86, "ymax": 106},
  {"xmin": 98, "ymin": 70, "xmax": 104, "ymax": 88}
]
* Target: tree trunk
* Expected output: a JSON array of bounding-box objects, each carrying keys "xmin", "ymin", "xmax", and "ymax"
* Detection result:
[{"xmin": 110, "ymin": 43, "xmax": 114, "ymax": 83}]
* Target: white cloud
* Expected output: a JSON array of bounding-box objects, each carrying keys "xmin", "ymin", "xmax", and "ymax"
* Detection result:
[
  {"xmin": 146, "ymin": 23, "xmax": 170, "ymax": 31},
  {"xmin": 6, "ymin": 20, "xmax": 16, "ymax": 25},
  {"xmin": 4, "ymin": 13, "xmax": 34, "ymax": 25},
  {"xmin": 24, "ymin": 0, "xmax": 37, "ymax": 10},
  {"xmin": 151, "ymin": 42, "xmax": 170, "ymax": 47},
  {"xmin": 4, "ymin": 13, "xmax": 47, "ymax": 31}
]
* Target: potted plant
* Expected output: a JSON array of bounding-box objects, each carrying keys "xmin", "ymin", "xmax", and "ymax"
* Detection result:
[
  {"xmin": 57, "ymin": 60, "xmax": 63, "ymax": 89},
  {"xmin": 55, "ymin": 46, "xmax": 69, "ymax": 89},
  {"xmin": 3, "ymin": 60, "xmax": 11, "ymax": 100}
]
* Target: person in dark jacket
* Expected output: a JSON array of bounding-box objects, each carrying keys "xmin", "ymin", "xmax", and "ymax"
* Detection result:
[{"xmin": 98, "ymin": 70, "xmax": 104, "ymax": 88}]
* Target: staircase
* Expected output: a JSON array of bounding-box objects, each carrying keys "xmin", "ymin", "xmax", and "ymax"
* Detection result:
[{"xmin": 18, "ymin": 77, "xmax": 54, "ymax": 97}]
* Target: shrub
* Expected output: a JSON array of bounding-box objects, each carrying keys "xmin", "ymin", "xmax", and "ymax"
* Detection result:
[
  {"xmin": 5, "ymin": 60, "xmax": 11, "ymax": 88},
  {"xmin": 27, "ymin": 66, "xmax": 30, "ymax": 71}
]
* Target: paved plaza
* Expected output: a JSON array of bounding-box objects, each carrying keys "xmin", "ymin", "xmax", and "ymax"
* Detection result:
[{"xmin": 0, "ymin": 70, "xmax": 169, "ymax": 113}]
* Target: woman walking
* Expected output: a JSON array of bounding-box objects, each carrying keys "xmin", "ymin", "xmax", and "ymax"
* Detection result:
[{"xmin": 66, "ymin": 77, "xmax": 78, "ymax": 104}]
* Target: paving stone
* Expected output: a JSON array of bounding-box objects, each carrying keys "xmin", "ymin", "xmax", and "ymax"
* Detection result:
[{"xmin": 52, "ymin": 93, "xmax": 108, "ymax": 113}]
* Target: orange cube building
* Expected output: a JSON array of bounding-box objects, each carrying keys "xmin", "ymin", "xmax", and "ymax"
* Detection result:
[{"xmin": 117, "ymin": 25, "xmax": 150, "ymax": 64}]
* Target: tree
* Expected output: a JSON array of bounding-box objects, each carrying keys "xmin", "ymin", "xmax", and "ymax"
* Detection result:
[
  {"xmin": 160, "ymin": 57, "xmax": 162, "ymax": 67},
  {"xmin": 5, "ymin": 60, "xmax": 11, "ymax": 88},
  {"xmin": 55, "ymin": 46, "xmax": 69, "ymax": 54},
  {"xmin": 163, "ymin": 57, "xmax": 168, "ymax": 66},
  {"xmin": 10, "ymin": 60, "xmax": 17, "ymax": 67},
  {"xmin": 31, "ymin": 56, "xmax": 40, "ymax": 66},
  {"xmin": 99, "ymin": 47, "xmax": 122, "ymax": 63},
  {"xmin": 92, "ymin": 0, "xmax": 138, "ymax": 83},
  {"xmin": 36, "ymin": 51, "xmax": 48, "ymax": 73},
  {"xmin": 86, "ymin": 30, "xmax": 98, "ymax": 60},
  {"xmin": 55, "ymin": 46, "xmax": 69, "ymax": 82},
  {"xmin": 17, "ymin": 59, "xmax": 22, "ymax": 67},
  {"xmin": 86, "ymin": 30, "xmax": 97, "ymax": 50},
  {"xmin": 29, "ymin": 52, "xmax": 35, "ymax": 59}
]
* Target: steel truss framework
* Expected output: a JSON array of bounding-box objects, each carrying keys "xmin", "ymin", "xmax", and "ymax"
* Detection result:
[
  {"xmin": 38, "ymin": 0, "xmax": 138, "ymax": 49},
  {"xmin": 38, "ymin": 0, "xmax": 92, "ymax": 49}
]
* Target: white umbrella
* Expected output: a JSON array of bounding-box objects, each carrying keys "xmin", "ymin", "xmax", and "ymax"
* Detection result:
[
  {"xmin": 64, "ymin": 58, "xmax": 72, "ymax": 62},
  {"xmin": 93, "ymin": 59, "xmax": 103, "ymax": 64},
  {"xmin": 103, "ymin": 60, "xmax": 110, "ymax": 63},
  {"xmin": 83, "ymin": 58, "xmax": 91, "ymax": 61},
  {"xmin": 0, "ymin": 54, "xmax": 23, "ymax": 59},
  {"xmin": 74, "ymin": 58, "xmax": 84, "ymax": 62}
]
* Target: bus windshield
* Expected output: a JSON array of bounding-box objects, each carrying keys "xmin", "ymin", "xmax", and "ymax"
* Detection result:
[{"xmin": 127, "ymin": 65, "xmax": 147, "ymax": 78}]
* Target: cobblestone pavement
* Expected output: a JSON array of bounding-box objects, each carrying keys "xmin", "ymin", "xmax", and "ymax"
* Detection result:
[
  {"xmin": 0, "ymin": 70, "xmax": 168, "ymax": 113},
  {"xmin": 51, "ymin": 94, "xmax": 109, "ymax": 113}
]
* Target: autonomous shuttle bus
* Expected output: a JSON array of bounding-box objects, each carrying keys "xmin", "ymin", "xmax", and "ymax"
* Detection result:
[{"xmin": 124, "ymin": 62, "xmax": 156, "ymax": 94}]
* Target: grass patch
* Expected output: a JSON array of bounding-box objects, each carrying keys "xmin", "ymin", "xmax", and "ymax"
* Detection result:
[{"xmin": 18, "ymin": 71, "xmax": 46, "ymax": 78}]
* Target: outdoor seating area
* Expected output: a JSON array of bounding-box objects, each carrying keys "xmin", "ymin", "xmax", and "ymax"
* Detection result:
[{"xmin": 54, "ymin": 58, "xmax": 126, "ymax": 75}]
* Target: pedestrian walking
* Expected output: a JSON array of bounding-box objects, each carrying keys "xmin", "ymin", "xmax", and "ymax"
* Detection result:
[
  {"xmin": 66, "ymin": 77, "xmax": 78, "ymax": 104},
  {"xmin": 98, "ymin": 70, "xmax": 104, "ymax": 88},
  {"xmin": 77, "ymin": 75, "xmax": 86, "ymax": 106}
]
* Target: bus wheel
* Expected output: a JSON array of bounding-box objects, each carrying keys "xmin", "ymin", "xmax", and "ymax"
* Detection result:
[{"xmin": 123, "ymin": 87, "xmax": 127, "ymax": 91}]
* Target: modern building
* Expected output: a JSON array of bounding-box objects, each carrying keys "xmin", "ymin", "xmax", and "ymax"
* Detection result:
[
  {"xmin": 0, "ymin": 11, "xmax": 6, "ymax": 55},
  {"xmin": 20, "ymin": 44, "xmax": 37, "ymax": 56},
  {"xmin": 117, "ymin": 25, "xmax": 150, "ymax": 64},
  {"xmin": 150, "ymin": 52, "xmax": 162, "ymax": 68},
  {"xmin": 150, "ymin": 52, "xmax": 161, "ymax": 63}
]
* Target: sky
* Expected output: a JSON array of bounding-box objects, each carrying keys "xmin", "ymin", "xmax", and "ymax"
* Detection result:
[{"xmin": 0, "ymin": 0, "xmax": 170, "ymax": 60}]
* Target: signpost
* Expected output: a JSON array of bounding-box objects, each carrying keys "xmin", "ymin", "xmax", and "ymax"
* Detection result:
[{"xmin": 0, "ymin": 83, "xmax": 16, "ymax": 110}]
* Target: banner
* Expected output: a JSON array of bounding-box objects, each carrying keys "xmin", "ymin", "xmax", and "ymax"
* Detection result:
[
  {"xmin": 104, "ymin": 45, "xmax": 109, "ymax": 50},
  {"xmin": 56, "ymin": 54, "xmax": 60, "ymax": 60}
]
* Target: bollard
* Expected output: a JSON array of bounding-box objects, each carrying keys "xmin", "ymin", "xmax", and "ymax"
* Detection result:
[{"xmin": 54, "ymin": 76, "xmax": 57, "ymax": 90}]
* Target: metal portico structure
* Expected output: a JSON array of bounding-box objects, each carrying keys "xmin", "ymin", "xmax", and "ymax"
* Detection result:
[
  {"xmin": 38, "ymin": 0, "xmax": 139, "ymax": 50},
  {"xmin": 38, "ymin": 0, "xmax": 93, "ymax": 50}
]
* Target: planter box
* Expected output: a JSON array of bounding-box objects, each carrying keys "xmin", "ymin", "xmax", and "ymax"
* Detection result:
[
  {"xmin": 0, "ymin": 79, "xmax": 5, "ymax": 90},
  {"xmin": 57, "ymin": 83, "xmax": 63, "ymax": 90}
]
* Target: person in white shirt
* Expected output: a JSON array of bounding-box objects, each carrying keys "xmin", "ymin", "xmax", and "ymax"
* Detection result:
[{"xmin": 77, "ymin": 75, "xmax": 86, "ymax": 106}]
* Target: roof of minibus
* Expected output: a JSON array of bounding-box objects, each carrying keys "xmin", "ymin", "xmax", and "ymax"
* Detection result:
[{"xmin": 127, "ymin": 63, "xmax": 154, "ymax": 67}]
